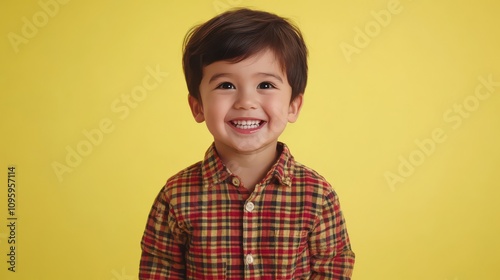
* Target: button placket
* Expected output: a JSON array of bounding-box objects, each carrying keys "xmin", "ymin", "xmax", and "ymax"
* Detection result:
[{"xmin": 242, "ymin": 184, "xmax": 260, "ymax": 273}]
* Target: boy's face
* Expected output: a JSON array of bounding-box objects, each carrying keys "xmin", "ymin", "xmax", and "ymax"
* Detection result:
[{"xmin": 189, "ymin": 49, "xmax": 303, "ymax": 156}]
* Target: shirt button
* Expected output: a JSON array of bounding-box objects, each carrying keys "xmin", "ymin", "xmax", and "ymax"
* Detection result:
[
  {"xmin": 245, "ymin": 254, "xmax": 254, "ymax": 265},
  {"xmin": 245, "ymin": 202, "xmax": 255, "ymax": 212},
  {"xmin": 231, "ymin": 177, "xmax": 240, "ymax": 186}
]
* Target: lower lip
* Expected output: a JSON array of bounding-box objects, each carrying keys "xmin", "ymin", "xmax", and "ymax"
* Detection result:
[{"xmin": 228, "ymin": 122, "xmax": 266, "ymax": 134}]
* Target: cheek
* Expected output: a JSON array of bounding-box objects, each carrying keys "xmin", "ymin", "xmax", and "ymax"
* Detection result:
[
  {"xmin": 203, "ymin": 102, "xmax": 228, "ymax": 124},
  {"xmin": 206, "ymin": 97, "xmax": 233, "ymax": 114},
  {"xmin": 203, "ymin": 111, "xmax": 226, "ymax": 137},
  {"xmin": 267, "ymin": 105, "xmax": 290, "ymax": 127}
]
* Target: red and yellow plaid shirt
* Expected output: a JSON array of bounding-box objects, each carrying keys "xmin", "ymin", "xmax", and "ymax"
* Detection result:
[{"xmin": 140, "ymin": 142, "xmax": 355, "ymax": 279}]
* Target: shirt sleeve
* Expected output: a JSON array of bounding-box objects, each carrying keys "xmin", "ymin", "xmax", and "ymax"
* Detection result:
[
  {"xmin": 139, "ymin": 189, "xmax": 187, "ymax": 279},
  {"xmin": 308, "ymin": 187, "xmax": 355, "ymax": 279}
]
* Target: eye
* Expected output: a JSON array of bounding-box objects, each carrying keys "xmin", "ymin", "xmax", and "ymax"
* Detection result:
[
  {"xmin": 257, "ymin": 82, "xmax": 276, "ymax": 89},
  {"xmin": 216, "ymin": 82, "xmax": 235, "ymax": 90}
]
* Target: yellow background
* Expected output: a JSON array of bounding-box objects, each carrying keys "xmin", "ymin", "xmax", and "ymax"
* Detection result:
[{"xmin": 1, "ymin": 0, "xmax": 499, "ymax": 279}]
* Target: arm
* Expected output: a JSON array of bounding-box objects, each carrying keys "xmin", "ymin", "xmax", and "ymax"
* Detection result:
[
  {"xmin": 309, "ymin": 188, "xmax": 355, "ymax": 279},
  {"xmin": 139, "ymin": 190, "xmax": 187, "ymax": 279}
]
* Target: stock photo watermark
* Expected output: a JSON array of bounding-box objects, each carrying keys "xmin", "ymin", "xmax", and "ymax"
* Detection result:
[
  {"xmin": 6, "ymin": 166, "xmax": 18, "ymax": 272},
  {"xmin": 385, "ymin": 74, "xmax": 499, "ymax": 191},
  {"xmin": 7, "ymin": 0, "xmax": 71, "ymax": 54},
  {"xmin": 111, "ymin": 267, "xmax": 136, "ymax": 280},
  {"xmin": 339, "ymin": 0, "xmax": 411, "ymax": 63},
  {"xmin": 51, "ymin": 65, "xmax": 169, "ymax": 182}
]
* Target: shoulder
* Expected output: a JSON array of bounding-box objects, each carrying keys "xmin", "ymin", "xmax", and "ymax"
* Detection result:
[
  {"xmin": 292, "ymin": 161, "xmax": 338, "ymax": 201},
  {"xmin": 157, "ymin": 161, "xmax": 203, "ymax": 200},
  {"xmin": 293, "ymin": 161, "xmax": 331, "ymax": 187},
  {"xmin": 167, "ymin": 161, "xmax": 203, "ymax": 185}
]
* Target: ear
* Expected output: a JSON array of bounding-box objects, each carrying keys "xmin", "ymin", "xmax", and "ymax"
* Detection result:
[
  {"xmin": 188, "ymin": 95, "xmax": 205, "ymax": 123},
  {"xmin": 287, "ymin": 94, "xmax": 303, "ymax": 123}
]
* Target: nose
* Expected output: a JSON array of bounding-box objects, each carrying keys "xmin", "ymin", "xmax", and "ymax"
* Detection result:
[{"xmin": 234, "ymin": 88, "xmax": 258, "ymax": 110}]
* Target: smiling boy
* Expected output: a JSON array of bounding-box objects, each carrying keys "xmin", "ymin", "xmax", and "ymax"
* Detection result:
[{"xmin": 140, "ymin": 8, "xmax": 355, "ymax": 279}]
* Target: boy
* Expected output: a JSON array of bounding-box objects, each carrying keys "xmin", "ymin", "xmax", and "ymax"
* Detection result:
[{"xmin": 140, "ymin": 8, "xmax": 355, "ymax": 279}]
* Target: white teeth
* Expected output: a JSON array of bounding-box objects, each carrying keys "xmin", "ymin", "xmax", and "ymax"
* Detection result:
[{"xmin": 231, "ymin": 120, "xmax": 262, "ymax": 129}]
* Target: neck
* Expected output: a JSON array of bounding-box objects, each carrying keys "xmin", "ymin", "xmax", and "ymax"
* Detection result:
[{"xmin": 215, "ymin": 142, "xmax": 279, "ymax": 190}]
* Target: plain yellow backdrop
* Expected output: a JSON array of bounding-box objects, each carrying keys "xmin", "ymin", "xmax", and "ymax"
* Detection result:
[{"xmin": 1, "ymin": 0, "xmax": 499, "ymax": 279}]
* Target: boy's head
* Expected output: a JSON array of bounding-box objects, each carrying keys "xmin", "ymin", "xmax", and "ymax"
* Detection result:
[{"xmin": 182, "ymin": 8, "xmax": 308, "ymax": 102}]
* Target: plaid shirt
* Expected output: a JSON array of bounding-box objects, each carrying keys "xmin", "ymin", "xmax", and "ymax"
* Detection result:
[{"xmin": 140, "ymin": 142, "xmax": 355, "ymax": 279}]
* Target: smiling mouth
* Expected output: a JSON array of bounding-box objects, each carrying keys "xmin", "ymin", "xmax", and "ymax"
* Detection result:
[{"xmin": 229, "ymin": 119, "xmax": 265, "ymax": 130}]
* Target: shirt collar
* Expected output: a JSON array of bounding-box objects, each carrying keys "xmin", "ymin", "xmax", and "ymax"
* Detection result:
[{"xmin": 200, "ymin": 142, "xmax": 295, "ymax": 188}]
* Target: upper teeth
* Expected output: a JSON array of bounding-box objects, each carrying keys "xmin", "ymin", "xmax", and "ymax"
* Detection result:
[{"xmin": 232, "ymin": 120, "xmax": 261, "ymax": 129}]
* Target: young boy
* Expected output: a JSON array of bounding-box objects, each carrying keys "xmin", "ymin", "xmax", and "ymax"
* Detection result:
[{"xmin": 140, "ymin": 8, "xmax": 355, "ymax": 279}]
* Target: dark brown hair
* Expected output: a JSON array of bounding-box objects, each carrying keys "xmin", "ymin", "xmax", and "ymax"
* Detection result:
[{"xmin": 182, "ymin": 8, "xmax": 308, "ymax": 101}]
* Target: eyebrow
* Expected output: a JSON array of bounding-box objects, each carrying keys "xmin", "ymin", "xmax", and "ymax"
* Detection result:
[
  {"xmin": 208, "ymin": 72, "xmax": 284, "ymax": 84},
  {"xmin": 208, "ymin": 73, "xmax": 232, "ymax": 84},
  {"xmin": 257, "ymin": 72, "xmax": 283, "ymax": 83}
]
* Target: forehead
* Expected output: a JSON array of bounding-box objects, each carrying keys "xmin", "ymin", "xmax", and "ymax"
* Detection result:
[{"xmin": 202, "ymin": 49, "xmax": 285, "ymax": 77}]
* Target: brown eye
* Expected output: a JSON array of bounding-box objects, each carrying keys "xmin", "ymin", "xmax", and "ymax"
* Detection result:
[
  {"xmin": 257, "ymin": 82, "xmax": 276, "ymax": 89},
  {"xmin": 216, "ymin": 82, "xmax": 235, "ymax": 89}
]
